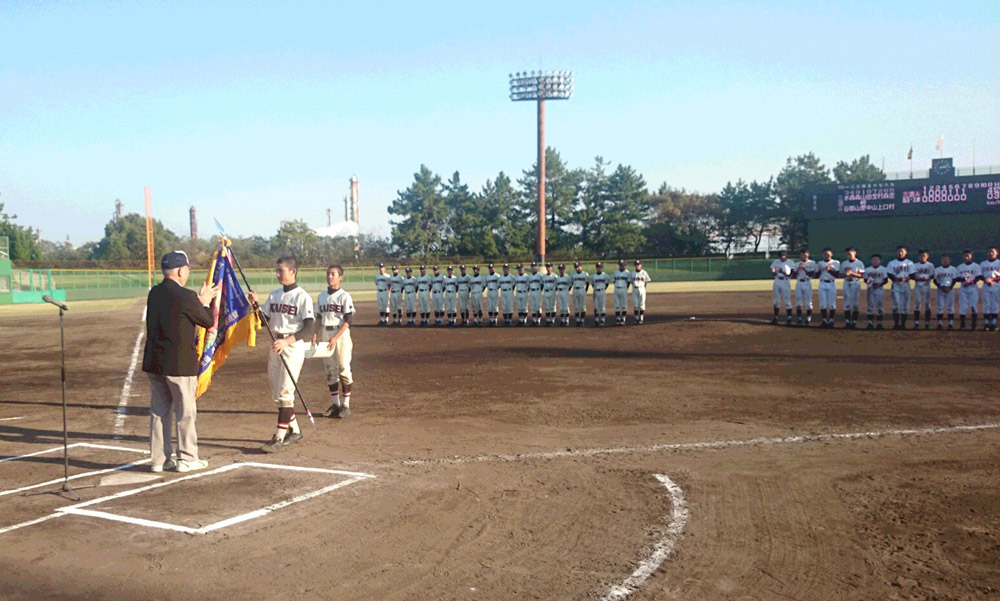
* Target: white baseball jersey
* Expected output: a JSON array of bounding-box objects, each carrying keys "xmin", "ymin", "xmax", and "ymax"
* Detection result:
[
  {"xmin": 794, "ymin": 260, "xmax": 817, "ymax": 283},
  {"xmin": 499, "ymin": 273, "xmax": 515, "ymax": 293},
  {"xmin": 416, "ymin": 274, "xmax": 431, "ymax": 292},
  {"xmin": 865, "ymin": 265, "xmax": 888, "ymax": 287},
  {"xmin": 443, "ymin": 275, "xmax": 458, "ymax": 294},
  {"xmin": 528, "ymin": 271, "xmax": 543, "ymax": 291},
  {"xmin": 980, "ymin": 259, "xmax": 1000, "ymax": 284},
  {"xmin": 403, "ymin": 276, "xmax": 417, "ymax": 295},
  {"xmin": 457, "ymin": 273, "xmax": 471, "ymax": 292},
  {"xmin": 431, "ymin": 273, "xmax": 445, "ymax": 293},
  {"xmin": 571, "ymin": 270, "xmax": 590, "ymax": 292},
  {"xmin": 770, "ymin": 259, "xmax": 794, "ymax": 279},
  {"xmin": 469, "ymin": 273, "xmax": 485, "ymax": 295},
  {"xmin": 556, "ymin": 274, "xmax": 572, "ymax": 292},
  {"xmin": 591, "ymin": 272, "xmax": 610, "ymax": 291},
  {"xmin": 911, "ymin": 261, "xmax": 935, "ymax": 284},
  {"xmin": 389, "ymin": 273, "xmax": 404, "ymax": 292},
  {"xmin": 317, "ymin": 287, "xmax": 355, "ymax": 329},
  {"xmin": 375, "ymin": 273, "xmax": 391, "ymax": 292},
  {"xmin": 956, "ymin": 261, "xmax": 982, "ymax": 286},
  {"xmin": 886, "ymin": 258, "xmax": 914, "ymax": 286},
  {"xmin": 816, "ymin": 260, "xmax": 840, "ymax": 284},
  {"xmin": 933, "ymin": 265, "xmax": 958, "ymax": 288},
  {"xmin": 486, "ymin": 272, "xmax": 501, "ymax": 292},
  {"xmin": 613, "ymin": 269, "xmax": 632, "ymax": 289},
  {"xmin": 840, "ymin": 259, "xmax": 865, "ymax": 281},
  {"xmin": 632, "ymin": 269, "xmax": 651, "ymax": 289},
  {"xmin": 514, "ymin": 272, "xmax": 530, "ymax": 294},
  {"xmin": 264, "ymin": 285, "xmax": 315, "ymax": 335}
]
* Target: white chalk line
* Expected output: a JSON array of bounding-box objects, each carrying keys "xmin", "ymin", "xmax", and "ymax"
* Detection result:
[
  {"xmin": 113, "ymin": 306, "xmax": 146, "ymax": 440},
  {"xmin": 0, "ymin": 513, "xmax": 65, "ymax": 536},
  {"xmin": 0, "ymin": 416, "xmax": 26, "ymax": 422},
  {"xmin": 1, "ymin": 442, "xmax": 147, "ymax": 464},
  {"xmin": 602, "ymin": 474, "xmax": 688, "ymax": 601},
  {"xmin": 0, "ymin": 459, "xmax": 151, "ymax": 498}
]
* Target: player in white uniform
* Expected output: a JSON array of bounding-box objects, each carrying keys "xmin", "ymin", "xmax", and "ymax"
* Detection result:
[
  {"xmin": 402, "ymin": 267, "xmax": 417, "ymax": 326},
  {"xmin": 794, "ymin": 250, "xmax": 817, "ymax": 326},
  {"xmin": 570, "ymin": 262, "xmax": 590, "ymax": 326},
  {"xmin": 612, "ymin": 259, "xmax": 632, "ymax": 326},
  {"xmin": 631, "ymin": 259, "xmax": 651, "ymax": 324},
  {"xmin": 864, "ymin": 254, "xmax": 888, "ymax": 330},
  {"xmin": 839, "ymin": 248, "xmax": 864, "ymax": 329},
  {"xmin": 514, "ymin": 264, "xmax": 531, "ymax": 326},
  {"xmin": 591, "ymin": 262, "xmax": 610, "ymax": 326},
  {"xmin": 374, "ymin": 263, "xmax": 390, "ymax": 326},
  {"xmin": 485, "ymin": 264, "xmax": 501, "ymax": 326},
  {"xmin": 315, "ymin": 265, "xmax": 355, "ymax": 419},
  {"xmin": 456, "ymin": 265, "xmax": 472, "ymax": 326},
  {"xmin": 247, "ymin": 256, "xmax": 314, "ymax": 453},
  {"xmin": 388, "ymin": 265, "xmax": 404, "ymax": 325},
  {"xmin": 816, "ymin": 249, "xmax": 840, "ymax": 328},
  {"xmin": 886, "ymin": 246, "xmax": 914, "ymax": 329},
  {"xmin": 498, "ymin": 263, "xmax": 516, "ymax": 326},
  {"xmin": 555, "ymin": 264, "xmax": 573, "ymax": 326},
  {"xmin": 956, "ymin": 250, "xmax": 982, "ymax": 330},
  {"xmin": 416, "ymin": 265, "xmax": 431, "ymax": 326},
  {"xmin": 431, "ymin": 266, "xmax": 445, "ymax": 326},
  {"xmin": 910, "ymin": 250, "xmax": 935, "ymax": 330},
  {"xmin": 469, "ymin": 265, "xmax": 486, "ymax": 326},
  {"xmin": 542, "ymin": 262, "xmax": 557, "ymax": 326},
  {"xmin": 443, "ymin": 266, "xmax": 458, "ymax": 326},
  {"xmin": 979, "ymin": 246, "xmax": 1000, "ymax": 331},
  {"xmin": 769, "ymin": 250, "xmax": 794, "ymax": 325},
  {"xmin": 933, "ymin": 254, "xmax": 957, "ymax": 330},
  {"xmin": 528, "ymin": 262, "xmax": 544, "ymax": 325}
]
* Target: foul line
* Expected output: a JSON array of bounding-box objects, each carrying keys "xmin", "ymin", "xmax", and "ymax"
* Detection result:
[
  {"xmin": 0, "ymin": 416, "xmax": 26, "ymax": 422},
  {"xmin": 113, "ymin": 307, "xmax": 146, "ymax": 440}
]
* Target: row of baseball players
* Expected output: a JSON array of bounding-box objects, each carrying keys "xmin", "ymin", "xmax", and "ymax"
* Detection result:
[
  {"xmin": 374, "ymin": 260, "xmax": 652, "ymax": 327},
  {"xmin": 769, "ymin": 245, "xmax": 1000, "ymax": 330}
]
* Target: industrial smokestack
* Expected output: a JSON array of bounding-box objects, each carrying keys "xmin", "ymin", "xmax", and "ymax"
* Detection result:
[
  {"xmin": 327, "ymin": 207, "xmax": 332, "ymax": 227},
  {"xmin": 350, "ymin": 174, "xmax": 359, "ymax": 224},
  {"xmin": 114, "ymin": 199, "xmax": 124, "ymax": 221},
  {"xmin": 190, "ymin": 206, "xmax": 198, "ymax": 240}
]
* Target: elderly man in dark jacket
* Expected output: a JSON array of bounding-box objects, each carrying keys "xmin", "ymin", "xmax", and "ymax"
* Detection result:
[{"xmin": 142, "ymin": 251, "xmax": 219, "ymax": 473}]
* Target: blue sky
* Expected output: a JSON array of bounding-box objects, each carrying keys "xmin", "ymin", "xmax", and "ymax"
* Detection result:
[{"xmin": 2, "ymin": 1, "xmax": 997, "ymax": 244}]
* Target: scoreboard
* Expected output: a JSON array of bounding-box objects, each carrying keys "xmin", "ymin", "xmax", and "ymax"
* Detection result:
[{"xmin": 807, "ymin": 174, "xmax": 1000, "ymax": 220}]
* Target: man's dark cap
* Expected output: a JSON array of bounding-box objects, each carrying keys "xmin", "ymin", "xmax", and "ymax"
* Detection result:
[{"xmin": 161, "ymin": 250, "xmax": 195, "ymax": 270}]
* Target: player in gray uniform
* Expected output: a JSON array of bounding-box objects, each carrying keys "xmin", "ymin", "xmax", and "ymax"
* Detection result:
[
  {"xmin": 591, "ymin": 262, "xmax": 610, "ymax": 326},
  {"xmin": 469, "ymin": 265, "xmax": 486, "ymax": 326},
  {"xmin": 886, "ymin": 246, "xmax": 914, "ymax": 330},
  {"xmin": 402, "ymin": 267, "xmax": 418, "ymax": 326},
  {"xmin": 769, "ymin": 250, "xmax": 794, "ymax": 325},
  {"xmin": 794, "ymin": 250, "xmax": 817, "ymax": 327},
  {"xmin": 839, "ymin": 248, "xmax": 864, "ymax": 329},
  {"xmin": 910, "ymin": 250, "xmax": 935, "ymax": 330},
  {"xmin": 933, "ymin": 254, "xmax": 957, "ymax": 330},
  {"xmin": 980, "ymin": 246, "xmax": 1000, "ymax": 331},
  {"xmin": 612, "ymin": 259, "xmax": 632, "ymax": 325},
  {"xmin": 631, "ymin": 259, "xmax": 651, "ymax": 324},
  {"xmin": 542, "ymin": 262, "xmax": 557, "ymax": 325},
  {"xmin": 389, "ymin": 265, "xmax": 404, "ymax": 325},
  {"xmin": 375, "ymin": 263, "xmax": 391, "ymax": 326},
  {"xmin": 956, "ymin": 250, "xmax": 982, "ymax": 330},
  {"xmin": 443, "ymin": 266, "xmax": 458, "ymax": 326},
  {"xmin": 247, "ymin": 256, "xmax": 314, "ymax": 453},
  {"xmin": 555, "ymin": 264, "xmax": 573, "ymax": 326},
  {"xmin": 528, "ymin": 262, "xmax": 544, "ymax": 325},
  {"xmin": 498, "ymin": 263, "xmax": 516, "ymax": 326},
  {"xmin": 485, "ymin": 263, "xmax": 501, "ymax": 326},
  {"xmin": 514, "ymin": 264, "xmax": 531, "ymax": 325},
  {"xmin": 456, "ymin": 265, "xmax": 472, "ymax": 326},
  {"xmin": 816, "ymin": 248, "xmax": 840, "ymax": 328},
  {"xmin": 431, "ymin": 265, "xmax": 445, "ymax": 326},
  {"xmin": 571, "ymin": 262, "xmax": 589, "ymax": 326},
  {"xmin": 416, "ymin": 265, "xmax": 432, "ymax": 326},
  {"xmin": 864, "ymin": 254, "xmax": 888, "ymax": 329}
]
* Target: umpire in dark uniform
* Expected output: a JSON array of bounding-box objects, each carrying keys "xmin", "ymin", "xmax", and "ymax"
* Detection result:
[{"xmin": 142, "ymin": 251, "xmax": 219, "ymax": 473}]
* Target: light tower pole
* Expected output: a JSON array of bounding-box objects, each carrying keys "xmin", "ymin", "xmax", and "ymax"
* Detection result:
[{"xmin": 509, "ymin": 70, "xmax": 573, "ymax": 264}]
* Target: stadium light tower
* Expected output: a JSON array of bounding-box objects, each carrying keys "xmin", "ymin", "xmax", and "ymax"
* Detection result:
[{"xmin": 509, "ymin": 70, "xmax": 573, "ymax": 264}]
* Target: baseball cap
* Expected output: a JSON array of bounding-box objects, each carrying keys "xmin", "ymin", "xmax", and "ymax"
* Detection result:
[
  {"xmin": 596, "ymin": 261, "xmax": 603, "ymax": 267},
  {"xmin": 531, "ymin": 261, "xmax": 538, "ymax": 267},
  {"xmin": 405, "ymin": 267, "xmax": 412, "ymax": 273},
  {"xmin": 473, "ymin": 265, "xmax": 480, "ymax": 270},
  {"xmin": 634, "ymin": 259, "xmax": 642, "ymax": 265},
  {"xmin": 503, "ymin": 263, "xmax": 509, "ymax": 268},
  {"xmin": 545, "ymin": 262, "xmax": 553, "ymax": 267},
  {"xmin": 460, "ymin": 264, "xmax": 466, "ymax": 269},
  {"xmin": 517, "ymin": 263, "xmax": 523, "ymax": 269},
  {"xmin": 574, "ymin": 261, "xmax": 581, "ymax": 267},
  {"xmin": 420, "ymin": 265, "xmax": 427, "ymax": 270},
  {"xmin": 447, "ymin": 265, "xmax": 454, "ymax": 271},
  {"xmin": 618, "ymin": 259, "xmax": 625, "ymax": 265},
  {"xmin": 161, "ymin": 250, "xmax": 195, "ymax": 270},
  {"xmin": 433, "ymin": 265, "xmax": 440, "ymax": 270},
  {"xmin": 391, "ymin": 265, "xmax": 398, "ymax": 270},
  {"xmin": 488, "ymin": 263, "xmax": 495, "ymax": 268},
  {"xmin": 558, "ymin": 263, "xmax": 565, "ymax": 269},
  {"xmin": 378, "ymin": 262, "xmax": 385, "ymax": 268}
]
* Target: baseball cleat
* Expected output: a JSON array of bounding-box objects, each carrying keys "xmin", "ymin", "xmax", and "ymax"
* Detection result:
[
  {"xmin": 175, "ymin": 459, "xmax": 209, "ymax": 472},
  {"xmin": 282, "ymin": 431, "xmax": 303, "ymax": 447},
  {"xmin": 151, "ymin": 459, "xmax": 177, "ymax": 473},
  {"xmin": 261, "ymin": 435, "xmax": 285, "ymax": 454},
  {"xmin": 336, "ymin": 406, "xmax": 351, "ymax": 419},
  {"xmin": 325, "ymin": 404, "xmax": 341, "ymax": 418}
]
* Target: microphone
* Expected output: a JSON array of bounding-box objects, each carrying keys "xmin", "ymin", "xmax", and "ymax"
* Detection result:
[{"xmin": 42, "ymin": 295, "xmax": 69, "ymax": 311}]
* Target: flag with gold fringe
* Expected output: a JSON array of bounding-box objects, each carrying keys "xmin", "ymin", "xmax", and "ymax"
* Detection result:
[{"xmin": 195, "ymin": 241, "xmax": 259, "ymax": 398}]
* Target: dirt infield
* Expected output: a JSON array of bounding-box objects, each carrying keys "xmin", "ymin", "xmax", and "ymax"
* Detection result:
[{"xmin": 1, "ymin": 292, "xmax": 998, "ymax": 601}]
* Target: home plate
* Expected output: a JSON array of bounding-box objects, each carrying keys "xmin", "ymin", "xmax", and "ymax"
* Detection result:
[{"xmin": 99, "ymin": 473, "xmax": 163, "ymax": 486}]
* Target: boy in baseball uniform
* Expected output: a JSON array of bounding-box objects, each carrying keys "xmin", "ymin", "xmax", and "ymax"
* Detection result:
[
  {"xmin": 247, "ymin": 256, "xmax": 314, "ymax": 453},
  {"xmin": 555, "ymin": 264, "xmax": 572, "ymax": 326},
  {"xmin": 403, "ymin": 267, "xmax": 417, "ymax": 326},
  {"xmin": 469, "ymin": 265, "xmax": 486, "ymax": 326},
  {"xmin": 631, "ymin": 259, "xmax": 651, "ymax": 324},
  {"xmin": 886, "ymin": 246, "xmax": 914, "ymax": 330},
  {"xmin": 499, "ymin": 263, "xmax": 516, "ymax": 326},
  {"xmin": 542, "ymin": 262, "xmax": 557, "ymax": 325},
  {"xmin": 514, "ymin": 264, "xmax": 531, "ymax": 325},
  {"xmin": 444, "ymin": 266, "xmax": 458, "ymax": 326},
  {"xmin": 485, "ymin": 263, "xmax": 501, "ymax": 326},
  {"xmin": 457, "ymin": 265, "xmax": 472, "ymax": 326},
  {"xmin": 794, "ymin": 250, "xmax": 817, "ymax": 326},
  {"xmin": 980, "ymin": 246, "xmax": 1000, "ymax": 331},
  {"xmin": 769, "ymin": 250, "xmax": 794, "ymax": 325},
  {"xmin": 933, "ymin": 254, "xmax": 957, "ymax": 330},
  {"xmin": 375, "ymin": 263, "xmax": 390, "ymax": 326},
  {"xmin": 864, "ymin": 254, "xmax": 888, "ymax": 330},
  {"xmin": 571, "ymin": 262, "xmax": 590, "ymax": 326},
  {"xmin": 910, "ymin": 250, "xmax": 935, "ymax": 330},
  {"xmin": 528, "ymin": 262, "xmax": 544, "ymax": 325},
  {"xmin": 389, "ymin": 265, "xmax": 404, "ymax": 325},
  {"xmin": 316, "ymin": 265, "xmax": 355, "ymax": 419},
  {"xmin": 816, "ymin": 248, "xmax": 840, "ymax": 328},
  {"xmin": 613, "ymin": 259, "xmax": 632, "ymax": 325},
  {"xmin": 839, "ymin": 248, "xmax": 864, "ymax": 329},
  {"xmin": 431, "ymin": 265, "xmax": 445, "ymax": 326},
  {"xmin": 591, "ymin": 262, "xmax": 610, "ymax": 326},
  {"xmin": 956, "ymin": 250, "xmax": 982, "ymax": 330},
  {"xmin": 416, "ymin": 265, "xmax": 431, "ymax": 326}
]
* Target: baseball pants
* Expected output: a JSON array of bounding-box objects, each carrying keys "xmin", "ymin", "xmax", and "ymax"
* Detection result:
[
  {"xmin": 981, "ymin": 284, "xmax": 1000, "ymax": 313},
  {"xmin": 147, "ymin": 373, "xmax": 200, "ymax": 466},
  {"xmin": 891, "ymin": 285, "xmax": 910, "ymax": 313},
  {"xmin": 445, "ymin": 293, "xmax": 457, "ymax": 314},
  {"xmin": 469, "ymin": 293, "xmax": 483, "ymax": 315},
  {"xmin": 818, "ymin": 283, "xmax": 837, "ymax": 310},
  {"xmin": 432, "ymin": 292, "xmax": 444, "ymax": 313},
  {"xmin": 268, "ymin": 341, "xmax": 307, "ymax": 409},
  {"xmin": 500, "ymin": 292, "xmax": 514, "ymax": 315},
  {"xmin": 795, "ymin": 283, "xmax": 812, "ymax": 310},
  {"xmin": 773, "ymin": 280, "xmax": 792, "ymax": 309},
  {"xmin": 936, "ymin": 289, "xmax": 955, "ymax": 315},
  {"xmin": 529, "ymin": 290, "xmax": 542, "ymax": 315},
  {"xmin": 516, "ymin": 292, "xmax": 529, "ymax": 315},
  {"xmin": 556, "ymin": 291, "xmax": 571, "ymax": 315},
  {"xmin": 842, "ymin": 281, "xmax": 861, "ymax": 311},
  {"xmin": 912, "ymin": 284, "xmax": 931, "ymax": 312},
  {"xmin": 632, "ymin": 287, "xmax": 647, "ymax": 312},
  {"xmin": 390, "ymin": 292, "xmax": 402, "ymax": 314},
  {"xmin": 458, "ymin": 290, "xmax": 470, "ymax": 315},
  {"xmin": 487, "ymin": 291, "xmax": 499, "ymax": 314},
  {"xmin": 572, "ymin": 290, "xmax": 587, "ymax": 315},
  {"xmin": 593, "ymin": 290, "xmax": 607, "ymax": 315},
  {"xmin": 614, "ymin": 288, "xmax": 628, "ymax": 313},
  {"xmin": 959, "ymin": 286, "xmax": 980, "ymax": 314},
  {"xmin": 543, "ymin": 291, "xmax": 556, "ymax": 313},
  {"xmin": 418, "ymin": 292, "xmax": 430, "ymax": 313},
  {"xmin": 866, "ymin": 287, "xmax": 885, "ymax": 315},
  {"xmin": 404, "ymin": 293, "xmax": 416, "ymax": 313},
  {"xmin": 376, "ymin": 291, "xmax": 390, "ymax": 314},
  {"xmin": 320, "ymin": 327, "xmax": 353, "ymax": 389}
]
